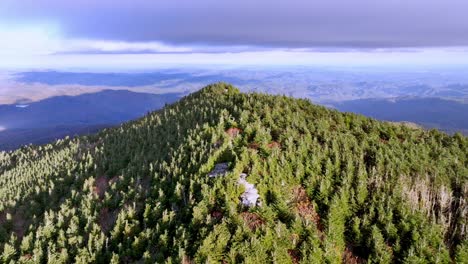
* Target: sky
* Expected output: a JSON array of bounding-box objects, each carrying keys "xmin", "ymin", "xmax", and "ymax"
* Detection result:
[{"xmin": 1, "ymin": 0, "xmax": 468, "ymax": 69}]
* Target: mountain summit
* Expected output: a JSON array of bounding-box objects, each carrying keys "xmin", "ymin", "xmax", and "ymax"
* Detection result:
[{"xmin": 0, "ymin": 83, "xmax": 466, "ymax": 263}]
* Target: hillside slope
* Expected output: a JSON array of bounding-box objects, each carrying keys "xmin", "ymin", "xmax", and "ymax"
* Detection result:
[{"xmin": 0, "ymin": 83, "xmax": 466, "ymax": 263}]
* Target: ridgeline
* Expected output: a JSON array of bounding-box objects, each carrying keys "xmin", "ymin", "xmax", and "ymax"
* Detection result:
[{"xmin": 0, "ymin": 83, "xmax": 466, "ymax": 263}]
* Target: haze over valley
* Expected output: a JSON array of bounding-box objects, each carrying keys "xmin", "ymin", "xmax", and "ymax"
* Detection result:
[{"xmin": 1, "ymin": 66, "xmax": 467, "ymax": 150}]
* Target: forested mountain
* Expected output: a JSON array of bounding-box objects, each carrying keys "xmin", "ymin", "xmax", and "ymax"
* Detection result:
[
  {"xmin": 0, "ymin": 83, "xmax": 466, "ymax": 263},
  {"xmin": 0, "ymin": 90, "xmax": 180, "ymax": 151},
  {"xmin": 331, "ymin": 97, "xmax": 468, "ymax": 135}
]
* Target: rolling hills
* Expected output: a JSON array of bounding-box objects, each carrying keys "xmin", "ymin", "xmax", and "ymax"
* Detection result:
[{"xmin": 0, "ymin": 83, "xmax": 466, "ymax": 263}]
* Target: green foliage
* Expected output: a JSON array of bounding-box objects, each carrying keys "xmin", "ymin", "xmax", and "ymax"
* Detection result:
[{"xmin": 0, "ymin": 83, "xmax": 466, "ymax": 263}]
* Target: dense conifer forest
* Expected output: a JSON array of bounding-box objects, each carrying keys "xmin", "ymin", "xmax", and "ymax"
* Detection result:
[{"xmin": 0, "ymin": 83, "xmax": 466, "ymax": 263}]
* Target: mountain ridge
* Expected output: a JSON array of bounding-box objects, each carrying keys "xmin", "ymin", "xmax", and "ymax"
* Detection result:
[
  {"xmin": 331, "ymin": 96, "xmax": 468, "ymax": 135},
  {"xmin": 0, "ymin": 83, "xmax": 466, "ymax": 263},
  {"xmin": 0, "ymin": 90, "xmax": 181, "ymax": 151}
]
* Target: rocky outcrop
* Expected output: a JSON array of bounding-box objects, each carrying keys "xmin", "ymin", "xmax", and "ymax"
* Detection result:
[{"xmin": 238, "ymin": 173, "xmax": 260, "ymax": 207}]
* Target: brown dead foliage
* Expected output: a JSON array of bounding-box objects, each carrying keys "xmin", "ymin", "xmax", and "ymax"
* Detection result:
[
  {"xmin": 226, "ymin": 127, "xmax": 242, "ymax": 138},
  {"xmin": 1, "ymin": 209, "xmax": 28, "ymax": 238},
  {"xmin": 12, "ymin": 212, "xmax": 26, "ymax": 238},
  {"xmin": 248, "ymin": 142, "xmax": 260, "ymax": 149},
  {"xmin": 291, "ymin": 187, "xmax": 309, "ymax": 204},
  {"xmin": 343, "ymin": 247, "xmax": 366, "ymax": 264},
  {"xmin": 99, "ymin": 207, "xmax": 110, "ymax": 232},
  {"xmin": 93, "ymin": 175, "xmax": 121, "ymax": 199},
  {"xmin": 288, "ymin": 249, "xmax": 301, "ymax": 264},
  {"xmin": 93, "ymin": 176, "xmax": 109, "ymax": 198},
  {"xmin": 267, "ymin": 141, "xmax": 281, "ymax": 149},
  {"xmin": 379, "ymin": 138, "xmax": 388, "ymax": 144},
  {"xmin": 211, "ymin": 210, "xmax": 223, "ymax": 220},
  {"xmin": 21, "ymin": 254, "xmax": 33, "ymax": 260},
  {"xmin": 291, "ymin": 187, "xmax": 321, "ymax": 229},
  {"xmin": 296, "ymin": 202, "xmax": 319, "ymax": 224},
  {"xmin": 99, "ymin": 207, "xmax": 119, "ymax": 233},
  {"xmin": 240, "ymin": 212, "xmax": 265, "ymax": 231}
]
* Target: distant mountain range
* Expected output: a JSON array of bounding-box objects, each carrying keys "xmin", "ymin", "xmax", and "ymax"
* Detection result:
[
  {"xmin": 2, "ymin": 89, "xmax": 468, "ymax": 151},
  {"xmin": 0, "ymin": 90, "xmax": 181, "ymax": 150},
  {"xmin": 0, "ymin": 124, "xmax": 107, "ymax": 151},
  {"xmin": 2, "ymin": 69, "xmax": 468, "ymax": 149},
  {"xmin": 13, "ymin": 69, "xmax": 468, "ymax": 103},
  {"xmin": 15, "ymin": 70, "xmax": 255, "ymax": 87},
  {"xmin": 331, "ymin": 97, "xmax": 468, "ymax": 134}
]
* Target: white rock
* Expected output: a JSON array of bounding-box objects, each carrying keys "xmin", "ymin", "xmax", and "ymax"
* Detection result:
[
  {"xmin": 238, "ymin": 173, "xmax": 260, "ymax": 207},
  {"xmin": 208, "ymin": 163, "xmax": 229, "ymax": 178}
]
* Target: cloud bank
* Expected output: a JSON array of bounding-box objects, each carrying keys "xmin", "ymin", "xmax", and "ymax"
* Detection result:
[
  {"xmin": 1, "ymin": 0, "xmax": 468, "ymax": 69},
  {"xmin": 1, "ymin": 0, "xmax": 467, "ymax": 48}
]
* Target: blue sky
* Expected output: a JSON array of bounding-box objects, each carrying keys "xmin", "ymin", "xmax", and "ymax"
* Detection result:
[{"xmin": 1, "ymin": 0, "xmax": 468, "ymax": 69}]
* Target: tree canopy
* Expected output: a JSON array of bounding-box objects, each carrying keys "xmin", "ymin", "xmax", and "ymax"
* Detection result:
[{"xmin": 0, "ymin": 83, "xmax": 466, "ymax": 263}]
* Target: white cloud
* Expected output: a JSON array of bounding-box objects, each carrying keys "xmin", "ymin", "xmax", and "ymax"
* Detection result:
[
  {"xmin": 57, "ymin": 39, "xmax": 194, "ymax": 53},
  {"xmin": 0, "ymin": 24, "xmax": 61, "ymax": 56},
  {"xmin": 0, "ymin": 24, "xmax": 195, "ymax": 55},
  {"xmin": 0, "ymin": 24, "xmax": 255, "ymax": 57},
  {"xmin": 0, "ymin": 24, "xmax": 468, "ymax": 70}
]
